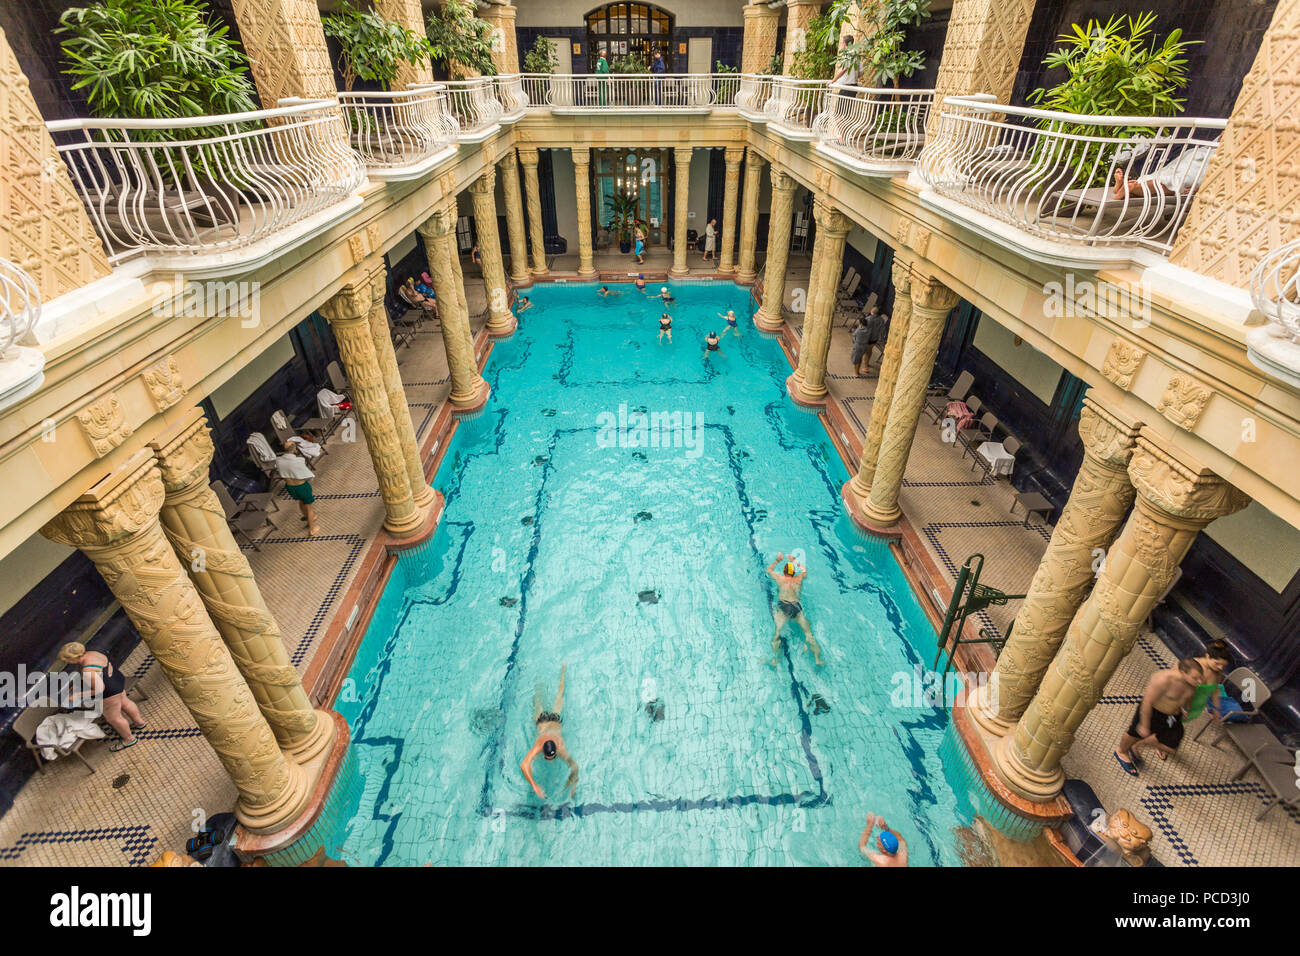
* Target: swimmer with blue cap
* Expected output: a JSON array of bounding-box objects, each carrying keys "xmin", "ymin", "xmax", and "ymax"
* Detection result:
[{"xmin": 859, "ymin": 812, "xmax": 908, "ymax": 867}]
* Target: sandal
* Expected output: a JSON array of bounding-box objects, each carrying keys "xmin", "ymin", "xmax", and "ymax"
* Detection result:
[
  {"xmin": 1113, "ymin": 751, "xmax": 1139, "ymax": 777},
  {"xmin": 110, "ymin": 738, "xmax": 139, "ymax": 753},
  {"xmin": 130, "ymin": 720, "xmax": 147, "ymax": 730}
]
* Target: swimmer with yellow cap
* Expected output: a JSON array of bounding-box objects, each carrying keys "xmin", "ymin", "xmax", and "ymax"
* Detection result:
[{"xmin": 765, "ymin": 553, "xmax": 823, "ymax": 667}]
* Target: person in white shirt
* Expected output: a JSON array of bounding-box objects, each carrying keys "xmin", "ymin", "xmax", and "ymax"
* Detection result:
[
  {"xmin": 276, "ymin": 441, "xmax": 320, "ymax": 536},
  {"xmin": 703, "ymin": 219, "xmax": 717, "ymax": 262},
  {"xmin": 829, "ymin": 35, "xmax": 859, "ymax": 91}
]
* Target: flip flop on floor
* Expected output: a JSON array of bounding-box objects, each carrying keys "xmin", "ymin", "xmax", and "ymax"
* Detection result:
[
  {"xmin": 130, "ymin": 720, "xmax": 147, "ymax": 730},
  {"xmin": 1114, "ymin": 751, "xmax": 1139, "ymax": 777},
  {"xmin": 110, "ymin": 738, "xmax": 139, "ymax": 753}
]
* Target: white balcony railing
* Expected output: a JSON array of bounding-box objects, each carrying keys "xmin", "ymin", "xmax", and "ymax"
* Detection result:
[
  {"xmin": 917, "ymin": 96, "xmax": 1225, "ymax": 253},
  {"xmin": 48, "ymin": 100, "xmax": 365, "ymax": 263},
  {"xmin": 441, "ymin": 77, "xmax": 504, "ymax": 138},
  {"xmin": 736, "ymin": 74, "xmax": 774, "ymax": 117},
  {"xmin": 1252, "ymin": 239, "xmax": 1300, "ymax": 342},
  {"xmin": 524, "ymin": 73, "xmax": 724, "ymax": 110},
  {"xmin": 812, "ymin": 87, "xmax": 933, "ymax": 170},
  {"xmin": 338, "ymin": 87, "xmax": 458, "ymax": 172},
  {"xmin": 493, "ymin": 73, "xmax": 530, "ymax": 118},
  {"xmin": 762, "ymin": 77, "xmax": 828, "ymax": 138}
]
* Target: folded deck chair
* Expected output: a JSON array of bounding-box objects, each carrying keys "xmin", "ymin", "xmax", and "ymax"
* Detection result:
[{"xmin": 327, "ymin": 361, "xmax": 349, "ymax": 396}]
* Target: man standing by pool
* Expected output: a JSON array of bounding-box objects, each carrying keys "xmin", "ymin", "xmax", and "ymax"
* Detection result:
[
  {"xmin": 521, "ymin": 664, "xmax": 579, "ymax": 801},
  {"xmin": 766, "ymin": 553, "xmax": 824, "ymax": 666},
  {"xmin": 1114, "ymin": 657, "xmax": 1203, "ymax": 776}
]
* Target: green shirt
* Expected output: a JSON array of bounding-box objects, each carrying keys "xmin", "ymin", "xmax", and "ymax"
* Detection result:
[{"xmin": 596, "ymin": 58, "xmax": 609, "ymax": 75}]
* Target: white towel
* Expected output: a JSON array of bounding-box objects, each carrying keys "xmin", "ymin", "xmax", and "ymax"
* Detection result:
[
  {"xmin": 270, "ymin": 409, "xmax": 290, "ymax": 431},
  {"xmin": 35, "ymin": 712, "xmax": 106, "ymax": 761},
  {"xmin": 286, "ymin": 436, "xmax": 322, "ymax": 459},
  {"xmin": 247, "ymin": 432, "xmax": 277, "ymax": 465},
  {"xmin": 317, "ymin": 388, "xmax": 347, "ymax": 421}
]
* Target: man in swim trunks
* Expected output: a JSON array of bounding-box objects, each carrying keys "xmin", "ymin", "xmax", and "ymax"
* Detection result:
[
  {"xmin": 718, "ymin": 309, "xmax": 740, "ymax": 338},
  {"xmin": 597, "ymin": 285, "xmax": 623, "ymax": 297},
  {"xmin": 1114, "ymin": 657, "xmax": 1203, "ymax": 776},
  {"xmin": 515, "ymin": 295, "xmax": 533, "ymax": 313},
  {"xmin": 766, "ymin": 553, "xmax": 824, "ymax": 666},
  {"xmin": 658, "ymin": 312, "xmax": 673, "ymax": 343},
  {"xmin": 521, "ymin": 664, "xmax": 579, "ymax": 800},
  {"xmin": 702, "ymin": 330, "xmax": 725, "ymax": 359}
]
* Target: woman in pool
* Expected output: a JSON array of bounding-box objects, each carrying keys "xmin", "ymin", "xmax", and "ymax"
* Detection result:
[
  {"xmin": 718, "ymin": 309, "xmax": 740, "ymax": 338},
  {"xmin": 515, "ymin": 294, "xmax": 533, "ymax": 313},
  {"xmin": 702, "ymin": 330, "xmax": 725, "ymax": 359},
  {"xmin": 650, "ymin": 286, "xmax": 674, "ymax": 303},
  {"xmin": 597, "ymin": 285, "xmax": 624, "ymax": 297},
  {"xmin": 657, "ymin": 312, "xmax": 673, "ymax": 344},
  {"xmin": 634, "ymin": 274, "xmax": 647, "ymax": 292},
  {"xmin": 521, "ymin": 664, "xmax": 579, "ymax": 801}
]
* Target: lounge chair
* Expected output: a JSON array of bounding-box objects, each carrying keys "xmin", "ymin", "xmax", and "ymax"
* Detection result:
[
  {"xmin": 247, "ymin": 432, "xmax": 279, "ymax": 479},
  {"xmin": 213, "ymin": 479, "xmax": 280, "ymax": 517},
  {"xmin": 959, "ymin": 411, "xmax": 999, "ymax": 462},
  {"xmin": 1193, "ymin": 667, "xmax": 1300, "ymax": 821},
  {"xmin": 13, "ymin": 706, "xmax": 98, "ymax": 774},
  {"xmin": 327, "ymin": 361, "xmax": 349, "ymax": 396},
  {"xmin": 926, "ymin": 370, "xmax": 974, "ymax": 422}
]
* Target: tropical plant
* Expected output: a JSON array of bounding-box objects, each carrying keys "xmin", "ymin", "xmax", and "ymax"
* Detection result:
[
  {"xmin": 523, "ymin": 35, "xmax": 557, "ymax": 75},
  {"xmin": 813, "ymin": 0, "xmax": 932, "ymax": 88},
  {"xmin": 789, "ymin": 13, "xmax": 838, "ymax": 80},
  {"xmin": 761, "ymin": 53, "xmax": 783, "ymax": 76},
  {"xmin": 604, "ymin": 192, "xmax": 639, "ymax": 242},
  {"xmin": 714, "ymin": 61, "xmax": 738, "ymax": 74},
  {"xmin": 1029, "ymin": 13, "xmax": 1198, "ymax": 186},
  {"xmin": 57, "ymin": 0, "xmax": 257, "ymax": 121},
  {"xmin": 611, "ymin": 51, "xmax": 649, "ymax": 74},
  {"xmin": 426, "ymin": 0, "xmax": 497, "ymax": 78},
  {"xmin": 322, "ymin": 1, "xmax": 432, "ymax": 92}
]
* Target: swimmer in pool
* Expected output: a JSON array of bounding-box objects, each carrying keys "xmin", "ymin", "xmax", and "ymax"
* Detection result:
[
  {"xmin": 649, "ymin": 286, "xmax": 674, "ymax": 302},
  {"xmin": 634, "ymin": 274, "xmax": 647, "ymax": 292},
  {"xmin": 515, "ymin": 295, "xmax": 533, "ymax": 313},
  {"xmin": 718, "ymin": 309, "xmax": 740, "ymax": 338},
  {"xmin": 859, "ymin": 813, "xmax": 909, "ymax": 867},
  {"xmin": 702, "ymin": 330, "xmax": 725, "ymax": 358},
  {"xmin": 520, "ymin": 664, "xmax": 579, "ymax": 800},
  {"xmin": 658, "ymin": 312, "xmax": 673, "ymax": 344},
  {"xmin": 766, "ymin": 553, "xmax": 823, "ymax": 666},
  {"xmin": 597, "ymin": 285, "xmax": 624, "ymax": 297}
]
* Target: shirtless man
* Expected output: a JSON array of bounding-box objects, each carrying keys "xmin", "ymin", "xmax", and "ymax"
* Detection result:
[
  {"xmin": 1115, "ymin": 657, "xmax": 1203, "ymax": 776},
  {"xmin": 520, "ymin": 664, "xmax": 579, "ymax": 800},
  {"xmin": 766, "ymin": 553, "xmax": 824, "ymax": 666}
]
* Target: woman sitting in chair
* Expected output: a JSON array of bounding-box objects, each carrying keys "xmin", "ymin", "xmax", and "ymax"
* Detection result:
[{"xmin": 401, "ymin": 277, "xmax": 438, "ymax": 316}]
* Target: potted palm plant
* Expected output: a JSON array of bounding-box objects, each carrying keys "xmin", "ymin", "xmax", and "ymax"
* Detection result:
[
  {"xmin": 426, "ymin": 0, "xmax": 498, "ymax": 78},
  {"xmin": 322, "ymin": 0, "xmax": 432, "ymax": 92},
  {"xmin": 605, "ymin": 193, "xmax": 639, "ymax": 254}
]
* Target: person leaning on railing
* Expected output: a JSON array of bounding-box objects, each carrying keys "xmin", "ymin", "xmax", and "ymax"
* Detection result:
[{"xmin": 828, "ymin": 35, "xmax": 859, "ymax": 98}]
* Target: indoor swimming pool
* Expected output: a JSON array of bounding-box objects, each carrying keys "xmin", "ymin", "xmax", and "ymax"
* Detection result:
[{"xmin": 326, "ymin": 280, "xmax": 981, "ymax": 865}]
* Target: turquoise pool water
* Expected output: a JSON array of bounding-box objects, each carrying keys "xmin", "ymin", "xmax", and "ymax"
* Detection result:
[{"xmin": 328, "ymin": 280, "xmax": 978, "ymax": 865}]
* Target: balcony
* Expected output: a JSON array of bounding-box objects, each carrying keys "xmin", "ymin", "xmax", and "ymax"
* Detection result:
[
  {"xmin": 48, "ymin": 100, "xmax": 366, "ymax": 270},
  {"xmin": 760, "ymin": 77, "xmax": 827, "ymax": 140},
  {"xmin": 1248, "ymin": 238, "xmax": 1300, "ymax": 389},
  {"xmin": 517, "ymin": 73, "xmax": 738, "ymax": 113},
  {"xmin": 338, "ymin": 86, "xmax": 459, "ymax": 180},
  {"xmin": 916, "ymin": 95, "xmax": 1225, "ymax": 268},
  {"xmin": 812, "ymin": 87, "xmax": 933, "ymax": 175},
  {"xmin": 492, "ymin": 74, "xmax": 530, "ymax": 122},
  {"xmin": 735, "ymin": 74, "xmax": 773, "ymax": 120},
  {"xmin": 440, "ymin": 77, "xmax": 505, "ymax": 141}
]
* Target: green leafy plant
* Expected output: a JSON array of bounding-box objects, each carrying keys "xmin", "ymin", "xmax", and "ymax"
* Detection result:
[
  {"xmin": 523, "ymin": 35, "xmax": 557, "ymax": 74},
  {"xmin": 814, "ymin": 0, "xmax": 932, "ymax": 88},
  {"xmin": 322, "ymin": 1, "xmax": 431, "ymax": 92},
  {"xmin": 714, "ymin": 61, "xmax": 738, "ymax": 74},
  {"xmin": 426, "ymin": 0, "xmax": 497, "ymax": 78},
  {"xmin": 604, "ymin": 192, "xmax": 639, "ymax": 242},
  {"xmin": 761, "ymin": 53, "xmax": 783, "ymax": 76},
  {"xmin": 57, "ymin": 0, "xmax": 257, "ymax": 121},
  {"xmin": 1029, "ymin": 13, "xmax": 1198, "ymax": 185},
  {"xmin": 789, "ymin": 13, "xmax": 838, "ymax": 80},
  {"xmin": 611, "ymin": 51, "xmax": 649, "ymax": 74}
]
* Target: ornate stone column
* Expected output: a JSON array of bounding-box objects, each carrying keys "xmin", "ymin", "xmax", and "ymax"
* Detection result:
[
  {"xmin": 754, "ymin": 167, "xmax": 798, "ymax": 332},
  {"xmin": 741, "ymin": 3, "xmax": 782, "ymax": 74},
  {"xmin": 468, "ymin": 165, "xmax": 518, "ymax": 336},
  {"xmin": 670, "ymin": 146, "xmax": 693, "ymax": 278},
  {"xmin": 970, "ymin": 400, "xmax": 1141, "ymax": 736},
  {"xmin": 373, "ymin": 0, "xmax": 434, "ymax": 88},
  {"xmin": 228, "ymin": 0, "xmax": 335, "ymax": 104},
  {"xmin": 844, "ymin": 258, "xmax": 913, "ymax": 519},
  {"xmin": 1170, "ymin": 0, "xmax": 1300, "ymax": 286},
  {"xmin": 362, "ymin": 265, "xmax": 437, "ymax": 514},
  {"xmin": 320, "ymin": 280, "xmax": 422, "ymax": 536},
  {"xmin": 517, "ymin": 147, "xmax": 549, "ymax": 276},
  {"xmin": 736, "ymin": 150, "xmax": 766, "ymax": 285},
  {"xmin": 862, "ymin": 274, "xmax": 960, "ymax": 529},
  {"xmin": 418, "ymin": 204, "xmax": 491, "ymax": 411},
  {"xmin": 0, "ymin": 26, "xmax": 111, "ymax": 300},
  {"xmin": 717, "ymin": 147, "xmax": 745, "ymax": 275},
  {"xmin": 480, "ymin": 2, "xmax": 520, "ymax": 75},
  {"xmin": 499, "ymin": 151, "xmax": 531, "ymax": 286},
  {"xmin": 789, "ymin": 197, "xmax": 852, "ymax": 406},
  {"xmin": 572, "ymin": 147, "xmax": 598, "ymax": 278},
  {"xmin": 924, "ymin": 0, "xmax": 1039, "ymax": 140},
  {"xmin": 994, "ymin": 439, "xmax": 1250, "ymax": 800},
  {"xmin": 783, "ymin": 0, "xmax": 823, "ymax": 73},
  {"xmin": 41, "ymin": 453, "xmax": 310, "ymax": 833},
  {"xmin": 148, "ymin": 411, "xmax": 336, "ymax": 763}
]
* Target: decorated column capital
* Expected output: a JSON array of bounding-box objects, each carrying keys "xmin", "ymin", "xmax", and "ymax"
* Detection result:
[
  {"xmin": 724, "ymin": 147, "xmax": 746, "ymax": 166},
  {"xmin": 42, "ymin": 450, "xmax": 164, "ymax": 550},
  {"xmin": 468, "ymin": 164, "xmax": 497, "ymax": 195},
  {"xmin": 319, "ymin": 276, "xmax": 372, "ymax": 325},
  {"xmin": 572, "ymin": 146, "xmax": 591, "ymax": 166},
  {"xmin": 909, "ymin": 273, "xmax": 961, "ymax": 316},
  {"xmin": 150, "ymin": 407, "xmax": 216, "ymax": 499},
  {"xmin": 770, "ymin": 167, "xmax": 797, "ymax": 194},
  {"xmin": 674, "ymin": 146, "xmax": 693, "ymax": 167},
  {"xmin": 1079, "ymin": 399, "xmax": 1143, "ymax": 473},
  {"xmin": 891, "ymin": 258, "xmax": 913, "ymax": 296},
  {"xmin": 1129, "ymin": 438, "xmax": 1252, "ymax": 526},
  {"xmin": 812, "ymin": 196, "xmax": 852, "ymax": 236},
  {"xmin": 517, "ymin": 146, "xmax": 540, "ymax": 167}
]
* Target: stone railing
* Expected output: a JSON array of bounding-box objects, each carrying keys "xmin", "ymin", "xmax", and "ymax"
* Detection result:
[
  {"xmin": 47, "ymin": 100, "xmax": 365, "ymax": 263},
  {"xmin": 337, "ymin": 86, "xmax": 459, "ymax": 174},
  {"xmin": 493, "ymin": 73, "xmax": 530, "ymax": 118},
  {"xmin": 916, "ymin": 95, "xmax": 1226, "ymax": 254},
  {"xmin": 812, "ymin": 86, "xmax": 933, "ymax": 171},
  {"xmin": 735, "ymin": 74, "xmax": 773, "ymax": 117}
]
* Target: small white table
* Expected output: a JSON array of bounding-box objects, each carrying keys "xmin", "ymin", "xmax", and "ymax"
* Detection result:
[{"xmin": 977, "ymin": 441, "xmax": 1015, "ymax": 477}]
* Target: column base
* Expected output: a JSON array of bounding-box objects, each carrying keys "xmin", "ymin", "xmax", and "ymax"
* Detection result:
[
  {"xmin": 410, "ymin": 482, "xmax": 437, "ymax": 512},
  {"xmin": 234, "ymin": 711, "xmax": 351, "ymax": 857},
  {"xmin": 530, "ymin": 266, "xmax": 550, "ymax": 277},
  {"xmin": 841, "ymin": 481, "xmax": 904, "ymax": 539},
  {"xmin": 754, "ymin": 309, "xmax": 784, "ymax": 333},
  {"xmin": 668, "ymin": 266, "xmax": 690, "ymax": 278},
  {"xmin": 577, "ymin": 264, "xmax": 598, "ymax": 278},
  {"xmin": 380, "ymin": 502, "xmax": 427, "ymax": 540},
  {"xmin": 509, "ymin": 273, "xmax": 533, "ymax": 290},
  {"xmin": 450, "ymin": 379, "xmax": 492, "ymax": 416},
  {"xmin": 281, "ymin": 708, "xmax": 338, "ymax": 765},
  {"xmin": 486, "ymin": 312, "xmax": 518, "ymax": 338},
  {"xmin": 967, "ymin": 681, "xmax": 1018, "ymax": 738},
  {"xmin": 991, "ymin": 734, "xmax": 1067, "ymax": 802},
  {"xmin": 786, "ymin": 372, "xmax": 828, "ymax": 409},
  {"xmin": 735, "ymin": 270, "xmax": 757, "ymax": 286},
  {"xmin": 233, "ymin": 754, "xmax": 312, "ymax": 835},
  {"xmin": 385, "ymin": 490, "xmax": 446, "ymax": 552}
]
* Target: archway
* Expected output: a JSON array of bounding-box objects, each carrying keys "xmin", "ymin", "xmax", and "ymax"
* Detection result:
[{"xmin": 585, "ymin": 3, "xmax": 675, "ymax": 71}]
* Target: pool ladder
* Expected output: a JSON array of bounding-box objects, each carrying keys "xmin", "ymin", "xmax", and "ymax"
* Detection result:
[{"xmin": 932, "ymin": 553, "xmax": 1025, "ymax": 679}]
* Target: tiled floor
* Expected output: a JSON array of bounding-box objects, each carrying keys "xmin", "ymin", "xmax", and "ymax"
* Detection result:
[{"xmin": 4, "ymin": 260, "xmax": 1296, "ymax": 867}]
